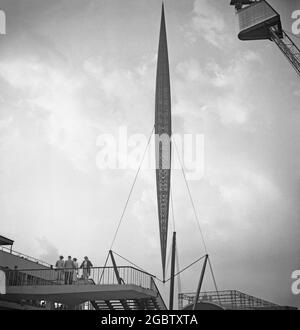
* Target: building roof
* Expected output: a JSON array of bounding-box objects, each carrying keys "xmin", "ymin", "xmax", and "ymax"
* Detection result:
[{"xmin": 0, "ymin": 235, "xmax": 14, "ymax": 246}]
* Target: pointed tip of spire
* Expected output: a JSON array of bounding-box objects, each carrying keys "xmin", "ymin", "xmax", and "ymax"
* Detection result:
[{"xmin": 161, "ymin": 2, "xmax": 165, "ymax": 23}]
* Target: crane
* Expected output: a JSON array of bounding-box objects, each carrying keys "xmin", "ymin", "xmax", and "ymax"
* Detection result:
[{"xmin": 230, "ymin": 0, "xmax": 300, "ymax": 77}]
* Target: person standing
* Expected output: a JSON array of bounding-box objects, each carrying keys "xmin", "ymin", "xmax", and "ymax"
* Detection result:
[
  {"xmin": 55, "ymin": 256, "xmax": 64, "ymax": 283},
  {"xmin": 72, "ymin": 258, "xmax": 79, "ymax": 283},
  {"xmin": 80, "ymin": 256, "xmax": 93, "ymax": 280},
  {"xmin": 64, "ymin": 256, "xmax": 75, "ymax": 285}
]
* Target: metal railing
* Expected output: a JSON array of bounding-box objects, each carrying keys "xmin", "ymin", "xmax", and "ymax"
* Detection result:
[
  {"xmin": 0, "ymin": 246, "xmax": 52, "ymax": 268},
  {"xmin": 4, "ymin": 266, "xmax": 154, "ymax": 290},
  {"xmin": 178, "ymin": 290, "xmax": 281, "ymax": 310}
]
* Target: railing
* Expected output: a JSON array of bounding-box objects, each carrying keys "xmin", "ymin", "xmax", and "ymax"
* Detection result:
[
  {"xmin": 178, "ymin": 290, "xmax": 280, "ymax": 310},
  {"xmin": 0, "ymin": 246, "xmax": 52, "ymax": 268},
  {"xmin": 4, "ymin": 266, "xmax": 154, "ymax": 290}
]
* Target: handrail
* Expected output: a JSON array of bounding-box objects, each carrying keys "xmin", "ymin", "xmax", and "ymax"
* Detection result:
[
  {"xmin": 7, "ymin": 265, "xmax": 155, "ymax": 276},
  {"xmin": 4, "ymin": 265, "xmax": 155, "ymax": 290},
  {"xmin": 0, "ymin": 246, "xmax": 52, "ymax": 268}
]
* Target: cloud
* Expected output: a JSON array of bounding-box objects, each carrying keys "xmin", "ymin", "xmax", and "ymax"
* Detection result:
[
  {"xmin": 176, "ymin": 59, "xmax": 207, "ymax": 83},
  {"xmin": 83, "ymin": 56, "xmax": 155, "ymax": 125},
  {"xmin": 0, "ymin": 116, "xmax": 13, "ymax": 130},
  {"xmin": 0, "ymin": 57, "xmax": 97, "ymax": 171},
  {"xmin": 215, "ymin": 168, "xmax": 281, "ymax": 222},
  {"xmin": 207, "ymin": 51, "xmax": 261, "ymax": 88},
  {"xmin": 174, "ymin": 50, "xmax": 261, "ymax": 125},
  {"xmin": 186, "ymin": 0, "xmax": 233, "ymax": 48},
  {"xmin": 35, "ymin": 237, "xmax": 59, "ymax": 264},
  {"xmin": 0, "ymin": 52, "xmax": 157, "ymax": 173}
]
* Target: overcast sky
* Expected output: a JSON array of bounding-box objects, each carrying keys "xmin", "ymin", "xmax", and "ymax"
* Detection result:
[{"xmin": 0, "ymin": 0, "xmax": 300, "ymax": 308}]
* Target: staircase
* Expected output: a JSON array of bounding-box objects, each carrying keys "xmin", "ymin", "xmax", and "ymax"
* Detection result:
[
  {"xmin": 90, "ymin": 278, "xmax": 167, "ymax": 310},
  {"xmin": 90, "ymin": 297, "xmax": 165, "ymax": 310}
]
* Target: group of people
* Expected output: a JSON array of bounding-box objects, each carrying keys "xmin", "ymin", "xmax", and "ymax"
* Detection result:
[{"xmin": 55, "ymin": 256, "xmax": 93, "ymax": 284}]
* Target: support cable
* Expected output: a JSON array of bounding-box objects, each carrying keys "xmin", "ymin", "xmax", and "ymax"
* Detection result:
[
  {"xmin": 172, "ymin": 137, "xmax": 222, "ymax": 296},
  {"xmin": 166, "ymin": 239, "xmax": 172, "ymax": 275},
  {"xmin": 166, "ymin": 186, "xmax": 176, "ymax": 274},
  {"xmin": 111, "ymin": 250, "xmax": 156, "ymax": 278},
  {"xmin": 173, "ymin": 138, "xmax": 208, "ymax": 254},
  {"xmin": 171, "ymin": 181, "xmax": 182, "ymax": 292},
  {"xmin": 170, "ymin": 187, "xmax": 176, "ymax": 232},
  {"xmin": 165, "ymin": 254, "xmax": 207, "ymax": 283},
  {"xmin": 175, "ymin": 244, "xmax": 182, "ymax": 294},
  {"xmin": 208, "ymin": 256, "xmax": 221, "ymax": 304},
  {"xmin": 109, "ymin": 126, "xmax": 155, "ymax": 250}
]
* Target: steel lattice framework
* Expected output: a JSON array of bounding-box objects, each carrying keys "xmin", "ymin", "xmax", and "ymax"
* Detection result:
[
  {"xmin": 178, "ymin": 290, "xmax": 297, "ymax": 310},
  {"xmin": 269, "ymin": 28, "xmax": 300, "ymax": 78},
  {"xmin": 155, "ymin": 4, "xmax": 171, "ymax": 281}
]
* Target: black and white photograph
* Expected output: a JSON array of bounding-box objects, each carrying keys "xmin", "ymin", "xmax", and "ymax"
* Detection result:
[{"xmin": 0, "ymin": 0, "xmax": 300, "ymax": 317}]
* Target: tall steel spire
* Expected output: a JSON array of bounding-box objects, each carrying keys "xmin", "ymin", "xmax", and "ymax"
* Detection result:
[{"xmin": 155, "ymin": 3, "xmax": 171, "ymax": 282}]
